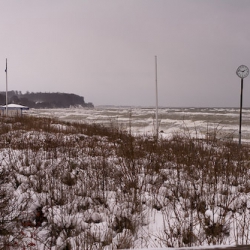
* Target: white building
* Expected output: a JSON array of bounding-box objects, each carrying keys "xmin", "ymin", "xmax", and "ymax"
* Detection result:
[{"xmin": 0, "ymin": 104, "xmax": 29, "ymax": 116}]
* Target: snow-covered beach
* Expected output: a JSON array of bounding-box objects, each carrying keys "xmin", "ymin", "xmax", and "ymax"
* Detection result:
[{"xmin": 1, "ymin": 108, "xmax": 250, "ymax": 249}]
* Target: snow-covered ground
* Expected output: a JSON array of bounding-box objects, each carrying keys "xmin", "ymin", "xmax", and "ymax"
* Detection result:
[{"xmin": 1, "ymin": 109, "xmax": 250, "ymax": 249}]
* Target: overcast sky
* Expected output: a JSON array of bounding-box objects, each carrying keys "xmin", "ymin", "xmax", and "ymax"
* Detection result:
[{"xmin": 1, "ymin": 0, "xmax": 250, "ymax": 107}]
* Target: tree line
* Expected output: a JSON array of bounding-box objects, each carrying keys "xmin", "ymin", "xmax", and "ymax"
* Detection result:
[{"xmin": 0, "ymin": 90, "xmax": 94, "ymax": 108}]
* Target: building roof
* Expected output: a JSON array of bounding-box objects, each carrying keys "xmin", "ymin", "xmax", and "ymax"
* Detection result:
[{"xmin": 0, "ymin": 104, "xmax": 29, "ymax": 110}]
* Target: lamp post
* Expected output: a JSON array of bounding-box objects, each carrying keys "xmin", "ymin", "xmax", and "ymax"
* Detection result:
[{"xmin": 236, "ymin": 65, "xmax": 249, "ymax": 145}]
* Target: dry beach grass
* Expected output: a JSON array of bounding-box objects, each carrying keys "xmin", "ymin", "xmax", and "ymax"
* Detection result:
[{"xmin": 0, "ymin": 115, "xmax": 250, "ymax": 249}]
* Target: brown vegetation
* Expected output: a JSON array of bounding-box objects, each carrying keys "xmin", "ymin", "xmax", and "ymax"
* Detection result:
[{"xmin": 0, "ymin": 115, "xmax": 250, "ymax": 249}]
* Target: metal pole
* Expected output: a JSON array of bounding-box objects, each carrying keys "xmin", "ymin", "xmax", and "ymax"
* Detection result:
[
  {"xmin": 239, "ymin": 78, "xmax": 243, "ymax": 145},
  {"xmin": 5, "ymin": 58, "xmax": 8, "ymax": 116},
  {"xmin": 155, "ymin": 55, "xmax": 158, "ymax": 139}
]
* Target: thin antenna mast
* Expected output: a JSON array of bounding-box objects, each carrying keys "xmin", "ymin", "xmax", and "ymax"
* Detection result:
[
  {"xmin": 5, "ymin": 58, "xmax": 8, "ymax": 116},
  {"xmin": 155, "ymin": 55, "xmax": 158, "ymax": 139}
]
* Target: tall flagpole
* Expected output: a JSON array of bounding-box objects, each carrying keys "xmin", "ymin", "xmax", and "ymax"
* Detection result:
[
  {"xmin": 5, "ymin": 58, "xmax": 8, "ymax": 116},
  {"xmin": 155, "ymin": 55, "xmax": 158, "ymax": 139}
]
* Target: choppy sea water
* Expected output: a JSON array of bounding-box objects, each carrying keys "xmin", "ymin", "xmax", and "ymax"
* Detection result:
[{"xmin": 27, "ymin": 106, "xmax": 250, "ymax": 143}]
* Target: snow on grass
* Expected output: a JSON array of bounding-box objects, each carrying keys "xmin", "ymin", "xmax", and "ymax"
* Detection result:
[{"xmin": 0, "ymin": 115, "xmax": 250, "ymax": 249}]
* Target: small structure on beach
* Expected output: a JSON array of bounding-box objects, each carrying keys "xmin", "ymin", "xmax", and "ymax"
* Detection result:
[{"xmin": 0, "ymin": 104, "xmax": 29, "ymax": 116}]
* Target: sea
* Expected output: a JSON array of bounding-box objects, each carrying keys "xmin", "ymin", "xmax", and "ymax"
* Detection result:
[{"xmin": 27, "ymin": 106, "xmax": 250, "ymax": 144}]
